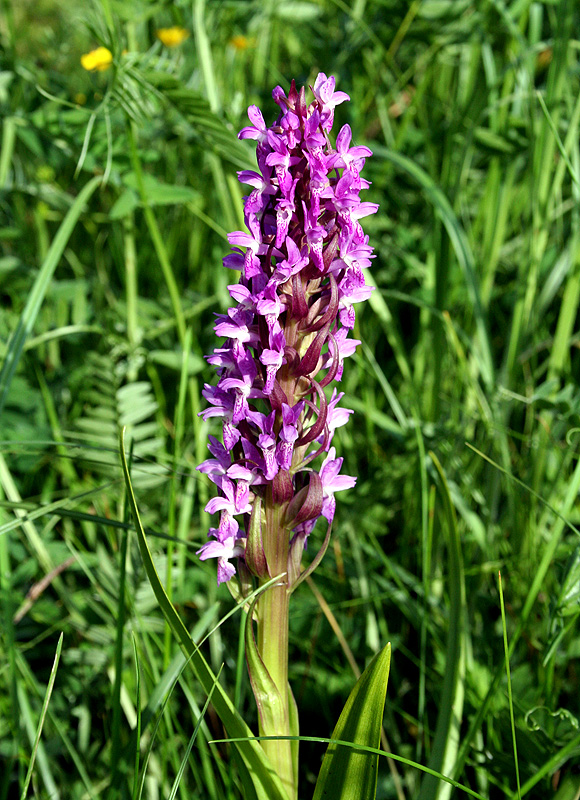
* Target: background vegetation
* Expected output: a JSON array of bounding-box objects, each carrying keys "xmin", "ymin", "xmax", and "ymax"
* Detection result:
[{"xmin": 1, "ymin": 0, "xmax": 580, "ymax": 798}]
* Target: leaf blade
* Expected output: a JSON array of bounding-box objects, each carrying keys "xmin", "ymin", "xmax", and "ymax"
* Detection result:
[
  {"xmin": 313, "ymin": 642, "xmax": 391, "ymax": 800},
  {"xmin": 19, "ymin": 633, "xmax": 63, "ymax": 800}
]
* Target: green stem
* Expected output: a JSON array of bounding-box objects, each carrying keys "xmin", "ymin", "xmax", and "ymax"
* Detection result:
[
  {"xmin": 123, "ymin": 213, "xmax": 139, "ymax": 362},
  {"xmin": 164, "ymin": 329, "xmax": 191, "ymax": 670},
  {"xmin": 255, "ymin": 491, "xmax": 295, "ymax": 799},
  {"xmin": 257, "ymin": 585, "xmax": 293, "ymax": 799},
  {"xmin": 0, "ymin": 116, "xmax": 16, "ymax": 188},
  {"xmin": 111, "ymin": 515, "xmax": 129, "ymax": 781},
  {"xmin": 257, "ymin": 581, "xmax": 289, "ymax": 705},
  {"xmin": 193, "ymin": 0, "xmax": 220, "ymax": 114}
]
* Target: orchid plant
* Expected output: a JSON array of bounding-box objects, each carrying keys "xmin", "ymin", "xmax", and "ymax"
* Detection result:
[{"xmin": 192, "ymin": 73, "xmax": 388, "ymax": 800}]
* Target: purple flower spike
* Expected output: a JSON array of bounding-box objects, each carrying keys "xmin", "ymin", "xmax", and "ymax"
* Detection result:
[{"xmin": 198, "ymin": 73, "xmax": 376, "ymax": 585}]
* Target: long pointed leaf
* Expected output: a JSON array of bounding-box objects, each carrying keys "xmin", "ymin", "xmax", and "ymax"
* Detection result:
[{"xmin": 313, "ymin": 642, "xmax": 391, "ymax": 800}]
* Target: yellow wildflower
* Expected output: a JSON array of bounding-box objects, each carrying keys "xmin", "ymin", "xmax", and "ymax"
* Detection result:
[
  {"xmin": 230, "ymin": 34, "xmax": 251, "ymax": 51},
  {"xmin": 156, "ymin": 27, "xmax": 189, "ymax": 48},
  {"xmin": 81, "ymin": 47, "xmax": 113, "ymax": 72}
]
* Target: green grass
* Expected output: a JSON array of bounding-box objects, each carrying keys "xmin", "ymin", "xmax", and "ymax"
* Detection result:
[{"xmin": 1, "ymin": 0, "xmax": 580, "ymax": 798}]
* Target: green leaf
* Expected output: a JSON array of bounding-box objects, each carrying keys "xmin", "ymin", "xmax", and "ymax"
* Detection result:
[
  {"xmin": 218, "ymin": 734, "xmax": 487, "ymax": 800},
  {"xmin": 312, "ymin": 642, "xmax": 391, "ymax": 800},
  {"xmin": 109, "ymin": 188, "xmax": 139, "ymax": 220},
  {"xmin": 553, "ymin": 773, "xmax": 580, "ymax": 800},
  {"xmin": 473, "ymin": 127, "xmax": 518, "ymax": 155},
  {"xmin": 167, "ymin": 666, "xmax": 223, "ymax": 800},
  {"xmin": 110, "ymin": 176, "xmax": 202, "ymax": 220},
  {"xmin": 555, "ymin": 544, "xmax": 580, "ymax": 617},
  {"xmin": 525, "ymin": 706, "xmax": 580, "ymax": 746},
  {"xmin": 417, "ymin": 0, "xmax": 471, "ymax": 19},
  {"xmin": 288, "ymin": 685, "xmax": 299, "ymax": 792},
  {"xmin": 118, "ymin": 429, "xmax": 289, "ymax": 800}
]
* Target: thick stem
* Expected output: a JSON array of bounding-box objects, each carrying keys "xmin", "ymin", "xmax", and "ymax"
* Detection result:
[{"xmin": 255, "ymin": 490, "xmax": 295, "ymax": 800}]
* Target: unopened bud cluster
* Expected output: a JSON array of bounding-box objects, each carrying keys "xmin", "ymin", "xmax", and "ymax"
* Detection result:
[{"xmin": 198, "ymin": 73, "xmax": 377, "ymax": 585}]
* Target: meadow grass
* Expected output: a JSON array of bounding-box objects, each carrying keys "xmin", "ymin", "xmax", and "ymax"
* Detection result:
[{"xmin": 1, "ymin": 0, "xmax": 580, "ymax": 798}]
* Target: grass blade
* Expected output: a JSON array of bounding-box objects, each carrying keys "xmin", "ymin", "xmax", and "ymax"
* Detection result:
[
  {"xmin": 19, "ymin": 633, "xmax": 63, "ymax": 800},
  {"xmin": 498, "ymin": 572, "xmax": 521, "ymax": 800},
  {"xmin": 131, "ymin": 635, "xmax": 142, "ymax": 800}
]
